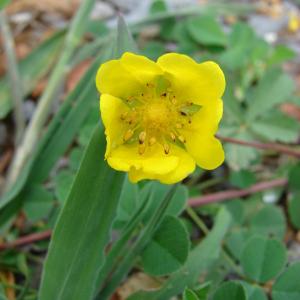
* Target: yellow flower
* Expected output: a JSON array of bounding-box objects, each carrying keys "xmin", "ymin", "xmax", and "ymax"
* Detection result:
[{"xmin": 96, "ymin": 52, "xmax": 225, "ymax": 184}]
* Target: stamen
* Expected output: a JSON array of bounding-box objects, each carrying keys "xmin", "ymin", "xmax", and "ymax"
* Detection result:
[
  {"xmin": 139, "ymin": 144, "xmax": 146, "ymax": 155},
  {"xmin": 139, "ymin": 131, "xmax": 146, "ymax": 144},
  {"xmin": 149, "ymin": 137, "xmax": 156, "ymax": 146},
  {"xmin": 164, "ymin": 143, "xmax": 170, "ymax": 154},
  {"xmin": 120, "ymin": 112, "xmax": 128, "ymax": 120},
  {"xmin": 176, "ymin": 123, "xmax": 183, "ymax": 129},
  {"xmin": 178, "ymin": 135, "xmax": 186, "ymax": 143},
  {"xmin": 123, "ymin": 129, "xmax": 134, "ymax": 142},
  {"xmin": 170, "ymin": 132, "xmax": 176, "ymax": 142}
]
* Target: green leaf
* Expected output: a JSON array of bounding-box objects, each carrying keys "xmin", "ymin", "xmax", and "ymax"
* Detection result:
[
  {"xmin": 142, "ymin": 183, "xmax": 188, "ymax": 223},
  {"xmin": 0, "ymin": 0, "xmax": 10, "ymax": 10},
  {"xmin": 225, "ymin": 199, "xmax": 245, "ymax": 225},
  {"xmin": 0, "ymin": 49, "xmax": 111, "ymax": 228},
  {"xmin": 213, "ymin": 282, "xmax": 247, "ymax": 300},
  {"xmin": 141, "ymin": 41, "xmax": 165, "ymax": 60},
  {"xmin": 54, "ymin": 170, "xmax": 75, "ymax": 203},
  {"xmin": 38, "ymin": 124, "xmax": 125, "ymax": 300},
  {"xmin": 226, "ymin": 228, "xmax": 251, "ymax": 260},
  {"xmin": 229, "ymin": 170, "xmax": 256, "ymax": 188},
  {"xmin": 246, "ymin": 69, "xmax": 295, "ymax": 120},
  {"xmin": 149, "ymin": 0, "xmax": 167, "ymax": 14},
  {"xmin": 97, "ymin": 185, "xmax": 179, "ymax": 299},
  {"xmin": 114, "ymin": 15, "xmax": 138, "ymax": 57},
  {"xmin": 225, "ymin": 130, "xmax": 258, "ymax": 170},
  {"xmin": 250, "ymin": 111, "xmax": 299, "ymax": 143},
  {"xmin": 240, "ymin": 281, "xmax": 268, "ymax": 300},
  {"xmin": 86, "ymin": 20, "xmax": 109, "ymax": 37},
  {"xmin": 288, "ymin": 193, "xmax": 300, "ymax": 229},
  {"xmin": 187, "ymin": 15, "xmax": 227, "ymax": 46},
  {"xmin": 23, "ymin": 185, "xmax": 53, "ymax": 222},
  {"xmin": 288, "ymin": 162, "xmax": 300, "ymax": 192},
  {"xmin": 78, "ymin": 124, "xmax": 95, "ymax": 146},
  {"xmin": 268, "ymin": 45, "xmax": 296, "ymax": 65},
  {"xmin": 219, "ymin": 23, "xmax": 256, "ymax": 69},
  {"xmin": 172, "ymin": 20, "xmax": 198, "ymax": 54},
  {"xmin": 128, "ymin": 208, "xmax": 232, "ymax": 300},
  {"xmin": 114, "ymin": 176, "xmax": 139, "ymax": 227},
  {"xmin": 249, "ymin": 205, "xmax": 286, "ymax": 239},
  {"xmin": 183, "ymin": 288, "xmax": 200, "ymax": 300},
  {"xmin": 229, "ymin": 23, "xmax": 255, "ymax": 46},
  {"xmin": 0, "ymin": 30, "xmax": 65, "ymax": 118},
  {"xmin": 69, "ymin": 147, "xmax": 84, "ymax": 171},
  {"xmin": 141, "ymin": 215, "xmax": 190, "ymax": 276},
  {"xmin": 272, "ymin": 262, "xmax": 300, "ymax": 300},
  {"xmin": 240, "ymin": 236, "xmax": 287, "ymax": 283},
  {"xmin": 192, "ymin": 282, "xmax": 211, "ymax": 300}
]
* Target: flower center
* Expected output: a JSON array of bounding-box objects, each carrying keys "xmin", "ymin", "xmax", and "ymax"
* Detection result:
[
  {"xmin": 143, "ymin": 101, "xmax": 171, "ymax": 130},
  {"xmin": 120, "ymin": 76, "xmax": 201, "ymax": 155}
]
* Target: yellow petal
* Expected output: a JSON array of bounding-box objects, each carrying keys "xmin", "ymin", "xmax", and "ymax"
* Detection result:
[
  {"xmin": 188, "ymin": 98, "xmax": 223, "ymax": 135},
  {"xmin": 157, "ymin": 53, "xmax": 225, "ymax": 104},
  {"xmin": 128, "ymin": 145, "xmax": 195, "ymax": 184},
  {"xmin": 100, "ymin": 94, "xmax": 129, "ymax": 157},
  {"xmin": 96, "ymin": 52, "xmax": 163, "ymax": 99},
  {"xmin": 107, "ymin": 143, "xmax": 179, "ymax": 175},
  {"xmin": 185, "ymin": 135, "xmax": 224, "ymax": 170},
  {"xmin": 96, "ymin": 59, "xmax": 142, "ymax": 99},
  {"xmin": 121, "ymin": 52, "xmax": 163, "ymax": 83}
]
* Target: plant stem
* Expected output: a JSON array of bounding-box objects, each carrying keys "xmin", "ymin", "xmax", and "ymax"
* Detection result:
[
  {"xmin": 5, "ymin": 0, "xmax": 96, "ymax": 189},
  {"xmin": 218, "ymin": 135, "xmax": 300, "ymax": 158},
  {"xmin": 0, "ymin": 230, "xmax": 52, "ymax": 251},
  {"xmin": 97, "ymin": 185, "xmax": 178, "ymax": 299},
  {"xmin": 188, "ymin": 178, "xmax": 287, "ymax": 207},
  {"xmin": 0, "ymin": 11, "xmax": 25, "ymax": 145},
  {"xmin": 186, "ymin": 206, "xmax": 209, "ymax": 235}
]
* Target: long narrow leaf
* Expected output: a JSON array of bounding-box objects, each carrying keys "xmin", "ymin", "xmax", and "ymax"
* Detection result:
[
  {"xmin": 0, "ymin": 31, "xmax": 65, "ymax": 118},
  {"xmin": 39, "ymin": 123, "xmax": 125, "ymax": 300}
]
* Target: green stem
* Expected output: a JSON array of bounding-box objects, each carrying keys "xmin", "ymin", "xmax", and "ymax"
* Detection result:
[
  {"xmin": 186, "ymin": 206, "xmax": 209, "ymax": 235},
  {"xmin": 197, "ymin": 177, "xmax": 224, "ymax": 190},
  {"xmin": 5, "ymin": 0, "xmax": 96, "ymax": 189},
  {"xmin": 96, "ymin": 187, "xmax": 152, "ymax": 291},
  {"xmin": 97, "ymin": 184, "xmax": 178, "ymax": 300},
  {"xmin": 0, "ymin": 10, "xmax": 25, "ymax": 145}
]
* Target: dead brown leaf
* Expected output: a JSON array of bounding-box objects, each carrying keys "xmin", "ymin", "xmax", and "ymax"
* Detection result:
[
  {"xmin": 66, "ymin": 58, "xmax": 93, "ymax": 93},
  {"xmin": 0, "ymin": 271, "xmax": 16, "ymax": 300},
  {"xmin": 281, "ymin": 103, "xmax": 300, "ymax": 121},
  {"xmin": 7, "ymin": 0, "xmax": 80, "ymax": 17},
  {"xmin": 113, "ymin": 272, "xmax": 161, "ymax": 300}
]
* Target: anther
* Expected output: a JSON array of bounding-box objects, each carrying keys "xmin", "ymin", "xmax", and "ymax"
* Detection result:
[
  {"xmin": 170, "ymin": 132, "xmax": 176, "ymax": 142},
  {"xmin": 139, "ymin": 131, "xmax": 146, "ymax": 144},
  {"xmin": 180, "ymin": 111, "xmax": 187, "ymax": 116},
  {"xmin": 120, "ymin": 112, "xmax": 127, "ymax": 120},
  {"xmin": 178, "ymin": 135, "xmax": 186, "ymax": 143},
  {"xmin": 176, "ymin": 123, "xmax": 183, "ymax": 129},
  {"xmin": 123, "ymin": 129, "xmax": 134, "ymax": 142},
  {"xmin": 164, "ymin": 143, "xmax": 170, "ymax": 154},
  {"xmin": 139, "ymin": 144, "xmax": 146, "ymax": 155},
  {"xmin": 149, "ymin": 137, "xmax": 156, "ymax": 146}
]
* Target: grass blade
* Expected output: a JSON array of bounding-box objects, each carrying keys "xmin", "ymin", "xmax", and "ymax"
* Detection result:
[{"xmin": 39, "ymin": 123, "xmax": 125, "ymax": 300}]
